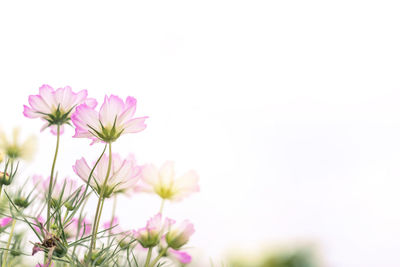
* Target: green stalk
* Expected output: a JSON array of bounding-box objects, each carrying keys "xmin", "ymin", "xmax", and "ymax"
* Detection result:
[
  {"xmin": 144, "ymin": 247, "xmax": 153, "ymax": 267},
  {"xmin": 149, "ymin": 246, "xmax": 168, "ymax": 267},
  {"xmin": 2, "ymin": 219, "xmax": 16, "ymax": 267},
  {"xmin": 159, "ymin": 198, "xmax": 166, "ymax": 214},
  {"xmin": 47, "ymin": 124, "xmax": 61, "ymax": 231},
  {"xmin": 89, "ymin": 142, "xmax": 113, "ymax": 254},
  {"xmin": 107, "ymin": 195, "xmax": 117, "ymax": 245}
]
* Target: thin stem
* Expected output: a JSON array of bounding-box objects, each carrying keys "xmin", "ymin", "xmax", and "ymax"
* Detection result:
[
  {"xmin": 159, "ymin": 199, "xmax": 166, "ymax": 214},
  {"xmin": 2, "ymin": 219, "xmax": 16, "ymax": 267},
  {"xmin": 107, "ymin": 195, "xmax": 117, "ymax": 245},
  {"xmin": 89, "ymin": 142, "xmax": 113, "ymax": 254},
  {"xmin": 144, "ymin": 247, "xmax": 153, "ymax": 267},
  {"xmin": 0, "ymin": 184, "xmax": 2, "ymax": 198},
  {"xmin": 47, "ymin": 125, "xmax": 61, "ymax": 231},
  {"xmin": 149, "ymin": 246, "xmax": 168, "ymax": 267}
]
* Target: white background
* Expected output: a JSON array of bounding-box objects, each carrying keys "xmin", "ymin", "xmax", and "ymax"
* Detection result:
[{"xmin": 1, "ymin": 1, "xmax": 400, "ymax": 266}]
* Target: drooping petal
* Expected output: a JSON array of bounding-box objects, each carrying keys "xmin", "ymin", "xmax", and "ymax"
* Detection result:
[{"xmin": 168, "ymin": 248, "xmax": 192, "ymax": 264}]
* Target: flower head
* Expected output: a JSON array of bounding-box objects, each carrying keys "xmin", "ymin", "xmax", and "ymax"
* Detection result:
[
  {"xmin": 73, "ymin": 153, "xmax": 142, "ymax": 198},
  {"xmin": 33, "ymin": 175, "xmax": 83, "ymax": 208},
  {"xmin": 103, "ymin": 217, "xmax": 133, "ymax": 249},
  {"xmin": 133, "ymin": 213, "xmax": 175, "ymax": 248},
  {"xmin": 71, "ymin": 95, "xmax": 148, "ymax": 144},
  {"xmin": 0, "ymin": 127, "xmax": 36, "ymax": 161},
  {"xmin": 64, "ymin": 218, "xmax": 92, "ymax": 240},
  {"xmin": 165, "ymin": 220, "xmax": 195, "ymax": 250},
  {"xmin": 137, "ymin": 161, "xmax": 199, "ymax": 201},
  {"xmin": 23, "ymin": 84, "xmax": 96, "ymax": 134}
]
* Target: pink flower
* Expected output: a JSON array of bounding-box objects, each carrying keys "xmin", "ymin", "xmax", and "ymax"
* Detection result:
[
  {"xmin": 71, "ymin": 95, "xmax": 148, "ymax": 144},
  {"xmin": 103, "ymin": 217, "xmax": 121, "ymax": 233},
  {"xmin": 133, "ymin": 213, "xmax": 175, "ymax": 248},
  {"xmin": 165, "ymin": 220, "xmax": 195, "ymax": 249},
  {"xmin": 33, "ymin": 175, "xmax": 83, "ymax": 206},
  {"xmin": 137, "ymin": 161, "xmax": 199, "ymax": 201},
  {"xmin": 64, "ymin": 218, "xmax": 92, "ymax": 239},
  {"xmin": 168, "ymin": 248, "xmax": 192, "ymax": 264},
  {"xmin": 23, "ymin": 84, "xmax": 96, "ymax": 135},
  {"xmin": 0, "ymin": 217, "xmax": 12, "ymax": 227},
  {"xmin": 73, "ymin": 153, "xmax": 141, "ymax": 197},
  {"xmin": 103, "ymin": 217, "xmax": 133, "ymax": 248}
]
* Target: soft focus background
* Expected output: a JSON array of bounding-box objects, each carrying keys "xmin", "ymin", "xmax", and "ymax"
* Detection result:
[{"xmin": 1, "ymin": 1, "xmax": 400, "ymax": 266}]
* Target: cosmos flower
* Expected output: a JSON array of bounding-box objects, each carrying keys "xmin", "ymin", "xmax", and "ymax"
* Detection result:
[
  {"xmin": 165, "ymin": 219, "xmax": 195, "ymax": 249},
  {"xmin": 0, "ymin": 127, "xmax": 36, "ymax": 161},
  {"xmin": 73, "ymin": 153, "xmax": 142, "ymax": 198},
  {"xmin": 137, "ymin": 161, "xmax": 199, "ymax": 201},
  {"xmin": 71, "ymin": 95, "xmax": 148, "ymax": 144},
  {"xmin": 103, "ymin": 217, "xmax": 133, "ymax": 249},
  {"xmin": 64, "ymin": 218, "xmax": 92, "ymax": 240},
  {"xmin": 23, "ymin": 84, "xmax": 96, "ymax": 135},
  {"xmin": 33, "ymin": 175, "xmax": 84, "ymax": 208},
  {"xmin": 133, "ymin": 213, "xmax": 175, "ymax": 248}
]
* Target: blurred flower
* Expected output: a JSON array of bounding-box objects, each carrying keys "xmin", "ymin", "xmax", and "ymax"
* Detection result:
[
  {"xmin": 33, "ymin": 175, "xmax": 83, "ymax": 208},
  {"xmin": 0, "ymin": 127, "xmax": 36, "ymax": 161},
  {"xmin": 0, "ymin": 217, "xmax": 12, "ymax": 227},
  {"xmin": 165, "ymin": 220, "xmax": 195, "ymax": 250},
  {"xmin": 71, "ymin": 95, "xmax": 148, "ymax": 144},
  {"xmin": 168, "ymin": 248, "xmax": 192, "ymax": 264},
  {"xmin": 133, "ymin": 213, "xmax": 175, "ymax": 248},
  {"xmin": 137, "ymin": 161, "xmax": 199, "ymax": 201},
  {"xmin": 103, "ymin": 217, "xmax": 133, "ymax": 249},
  {"xmin": 64, "ymin": 218, "xmax": 92, "ymax": 240},
  {"xmin": 73, "ymin": 153, "xmax": 141, "ymax": 198},
  {"xmin": 23, "ymin": 84, "xmax": 96, "ymax": 135}
]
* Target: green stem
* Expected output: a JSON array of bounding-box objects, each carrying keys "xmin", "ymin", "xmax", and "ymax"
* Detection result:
[
  {"xmin": 47, "ymin": 125, "xmax": 61, "ymax": 231},
  {"xmin": 149, "ymin": 246, "xmax": 168, "ymax": 267},
  {"xmin": 89, "ymin": 142, "xmax": 113, "ymax": 254},
  {"xmin": 107, "ymin": 195, "xmax": 117, "ymax": 245},
  {"xmin": 2, "ymin": 219, "xmax": 16, "ymax": 267},
  {"xmin": 144, "ymin": 247, "xmax": 153, "ymax": 267},
  {"xmin": 0, "ymin": 184, "xmax": 2, "ymax": 199},
  {"xmin": 159, "ymin": 198, "xmax": 166, "ymax": 214}
]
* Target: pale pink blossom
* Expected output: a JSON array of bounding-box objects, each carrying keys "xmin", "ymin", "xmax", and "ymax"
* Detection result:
[
  {"xmin": 71, "ymin": 95, "xmax": 147, "ymax": 144},
  {"xmin": 33, "ymin": 175, "xmax": 83, "ymax": 204},
  {"xmin": 165, "ymin": 219, "xmax": 195, "ymax": 249},
  {"xmin": 64, "ymin": 218, "xmax": 92, "ymax": 239},
  {"xmin": 103, "ymin": 217, "xmax": 133, "ymax": 248},
  {"xmin": 73, "ymin": 153, "xmax": 142, "ymax": 197},
  {"xmin": 137, "ymin": 161, "xmax": 199, "ymax": 201},
  {"xmin": 23, "ymin": 84, "xmax": 96, "ymax": 135},
  {"xmin": 0, "ymin": 217, "xmax": 12, "ymax": 227},
  {"xmin": 133, "ymin": 213, "xmax": 175, "ymax": 248},
  {"xmin": 168, "ymin": 248, "xmax": 192, "ymax": 264}
]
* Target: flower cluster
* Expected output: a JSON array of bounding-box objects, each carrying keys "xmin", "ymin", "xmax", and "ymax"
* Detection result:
[{"xmin": 0, "ymin": 84, "xmax": 199, "ymax": 267}]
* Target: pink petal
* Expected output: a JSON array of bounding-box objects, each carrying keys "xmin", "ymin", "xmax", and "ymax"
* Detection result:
[
  {"xmin": 123, "ymin": 117, "xmax": 148, "ymax": 133},
  {"xmin": 168, "ymin": 248, "xmax": 192, "ymax": 264},
  {"xmin": 72, "ymin": 158, "xmax": 92, "ymax": 183},
  {"xmin": 23, "ymin": 105, "xmax": 41, "ymax": 118},
  {"xmin": 99, "ymin": 95, "xmax": 125, "ymax": 128},
  {"xmin": 28, "ymin": 95, "xmax": 52, "ymax": 114}
]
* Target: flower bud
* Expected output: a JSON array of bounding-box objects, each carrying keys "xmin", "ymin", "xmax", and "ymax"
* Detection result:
[
  {"xmin": 14, "ymin": 197, "xmax": 30, "ymax": 208},
  {"xmin": 165, "ymin": 220, "xmax": 195, "ymax": 250},
  {"xmin": 0, "ymin": 172, "xmax": 11, "ymax": 186}
]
